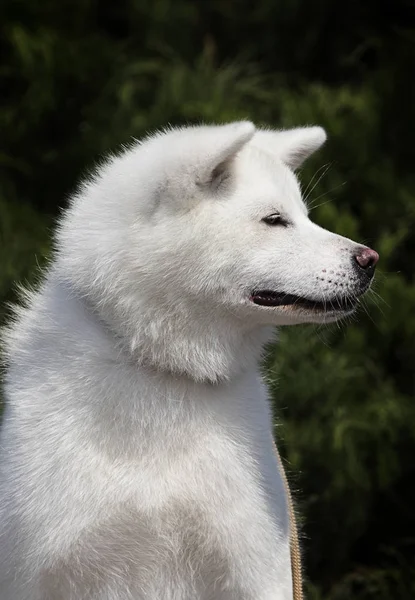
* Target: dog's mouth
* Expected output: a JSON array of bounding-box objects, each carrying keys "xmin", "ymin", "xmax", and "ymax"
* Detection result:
[{"xmin": 250, "ymin": 290, "xmax": 358, "ymax": 313}]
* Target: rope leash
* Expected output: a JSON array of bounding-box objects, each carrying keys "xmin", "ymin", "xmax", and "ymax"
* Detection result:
[{"xmin": 273, "ymin": 441, "xmax": 304, "ymax": 600}]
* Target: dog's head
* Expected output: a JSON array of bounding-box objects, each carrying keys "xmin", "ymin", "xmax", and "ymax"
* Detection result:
[
  {"xmin": 57, "ymin": 122, "xmax": 378, "ymax": 374},
  {"xmin": 185, "ymin": 122, "xmax": 379, "ymax": 326},
  {"xmin": 166, "ymin": 121, "xmax": 378, "ymax": 327}
]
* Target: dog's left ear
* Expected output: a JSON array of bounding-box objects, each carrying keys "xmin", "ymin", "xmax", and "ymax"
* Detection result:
[
  {"xmin": 197, "ymin": 121, "xmax": 256, "ymax": 188},
  {"xmin": 254, "ymin": 126, "xmax": 327, "ymax": 170}
]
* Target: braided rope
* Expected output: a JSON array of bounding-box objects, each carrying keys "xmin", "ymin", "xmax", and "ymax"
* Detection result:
[{"xmin": 273, "ymin": 441, "xmax": 304, "ymax": 600}]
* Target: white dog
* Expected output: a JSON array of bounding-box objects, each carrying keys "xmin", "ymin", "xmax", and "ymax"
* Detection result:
[{"xmin": 0, "ymin": 122, "xmax": 378, "ymax": 599}]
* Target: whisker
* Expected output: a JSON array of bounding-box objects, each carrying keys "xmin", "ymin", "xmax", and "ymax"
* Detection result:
[
  {"xmin": 359, "ymin": 296, "xmax": 379, "ymax": 327},
  {"xmin": 304, "ymin": 163, "xmax": 333, "ymax": 204},
  {"xmin": 302, "ymin": 162, "xmax": 332, "ymax": 199},
  {"xmin": 369, "ymin": 288, "xmax": 389, "ymax": 307},
  {"xmin": 308, "ymin": 182, "xmax": 347, "ymax": 212},
  {"xmin": 308, "ymin": 197, "xmax": 333, "ymax": 212}
]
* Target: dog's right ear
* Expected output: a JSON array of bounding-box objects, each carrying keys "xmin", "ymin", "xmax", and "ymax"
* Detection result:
[
  {"xmin": 197, "ymin": 121, "xmax": 255, "ymax": 189},
  {"xmin": 253, "ymin": 126, "xmax": 327, "ymax": 170}
]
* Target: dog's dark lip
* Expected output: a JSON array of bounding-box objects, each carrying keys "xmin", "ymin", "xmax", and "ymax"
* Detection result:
[{"xmin": 250, "ymin": 290, "xmax": 358, "ymax": 312}]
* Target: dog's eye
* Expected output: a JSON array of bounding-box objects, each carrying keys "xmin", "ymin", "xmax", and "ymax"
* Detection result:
[{"xmin": 262, "ymin": 213, "xmax": 288, "ymax": 226}]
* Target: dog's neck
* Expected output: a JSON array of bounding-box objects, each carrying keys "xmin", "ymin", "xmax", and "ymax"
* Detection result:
[
  {"xmin": 52, "ymin": 273, "xmax": 274, "ymax": 383},
  {"xmin": 126, "ymin": 304, "xmax": 275, "ymax": 383}
]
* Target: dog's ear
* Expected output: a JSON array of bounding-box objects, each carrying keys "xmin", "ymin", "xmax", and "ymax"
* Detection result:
[
  {"xmin": 254, "ymin": 126, "xmax": 326, "ymax": 170},
  {"xmin": 198, "ymin": 121, "xmax": 255, "ymax": 188}
]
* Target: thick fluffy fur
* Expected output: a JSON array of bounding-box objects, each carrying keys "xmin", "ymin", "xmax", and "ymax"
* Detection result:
[{"xmin": 0, "ymin": 122, "xmax": 375, "ymax": 599}]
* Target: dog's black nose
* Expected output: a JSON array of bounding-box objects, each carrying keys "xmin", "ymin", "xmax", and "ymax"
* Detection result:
[{"xmin": 354, "ymin": 247, "xmax": 379, "ymax": 278}]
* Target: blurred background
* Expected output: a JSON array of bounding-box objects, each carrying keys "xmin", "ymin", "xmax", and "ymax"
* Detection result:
[{"xmin": 1, "ymin": 1, "xmax": 415, "ymax": 598}]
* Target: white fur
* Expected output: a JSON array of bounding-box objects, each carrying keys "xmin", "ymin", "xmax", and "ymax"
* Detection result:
[{"xmin": 0, "ymin": 122, "xmax": 373, "ymax": 599}]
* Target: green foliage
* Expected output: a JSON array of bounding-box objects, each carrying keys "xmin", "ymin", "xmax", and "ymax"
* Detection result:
[
  {"xmin": 0, "ymin": 197, "xmax": 50, "ymax": 322},
  {"xmin": 1, "ymin": 1, "xmax": 414, "ymax": 597}
]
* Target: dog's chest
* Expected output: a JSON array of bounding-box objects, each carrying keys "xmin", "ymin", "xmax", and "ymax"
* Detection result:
[
  {"xmin": 58, "ymin": 392, "xmax": 288, "ymax": 599},
  {"xmin": 92, "ymin": 375, "xmax": 289, "ymax": 588}
]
